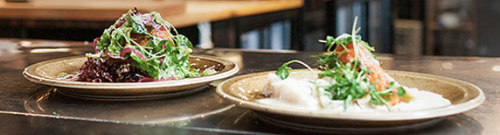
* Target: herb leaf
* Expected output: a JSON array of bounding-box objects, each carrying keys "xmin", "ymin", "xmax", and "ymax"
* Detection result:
[
  {"xmin": 276, "ymin": 64, "xmax": 292, "ymax": 79},
  {"xmin": 397, "ymin": 87, "xmax": 406, "ymax": 97}
]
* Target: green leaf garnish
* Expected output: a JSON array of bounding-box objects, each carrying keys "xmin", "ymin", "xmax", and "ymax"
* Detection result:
[
  {"xmin": 397, "ymin": 87, "xmax": 406, "ymax": 97},
  {"xmin": 275, "ymin": 60, "xmax": 315, "ymax": 79},
  {"xmin": 276, "ymin": 64, "xmax": 293, "ymax": 79}
]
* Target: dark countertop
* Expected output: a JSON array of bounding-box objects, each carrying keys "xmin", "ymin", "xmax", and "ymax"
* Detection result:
[{"xmin": 0, "ymin": 38, "xmax": 498, "ymax": 134}]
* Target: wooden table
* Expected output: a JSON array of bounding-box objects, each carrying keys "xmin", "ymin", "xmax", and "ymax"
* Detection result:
[{"xmin": 0, "ymin": 0, "xmax": 303, "ymax": 28}]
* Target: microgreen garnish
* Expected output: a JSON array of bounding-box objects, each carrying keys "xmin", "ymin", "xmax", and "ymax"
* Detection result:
[
  {"xmin": 274, "ymin": 16, "xmax": 407, "ymax": 111},
  {"xmin": 316, "ymin": 60, "xmax": 373, "ymax": 110},
  {"xmin": 276, "ymin": 60, "xmax": 315, "ymax": 79},
  {"xmin": 276, "ymin": 64, "xmax": 293, "ymax": 80},
  {"xmin": 397, "ymin": 87, "xmax": 406, "ymax": 97},
  {"xmin": 53, "ymin": 112, "xmax": 61, "ymax": 116}
]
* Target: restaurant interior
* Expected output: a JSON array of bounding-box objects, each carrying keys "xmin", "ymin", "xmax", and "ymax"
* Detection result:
[
  {"xmin": 0, "ymin": 0, "xmax": 498, "ymax": 134},
  {"xmin": 3, "ymin": 0, "xmax": 495, "ymax": 56}
]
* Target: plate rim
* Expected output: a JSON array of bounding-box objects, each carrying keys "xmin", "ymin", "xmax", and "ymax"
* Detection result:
[
  {"xmin": 23, "ymin": 54, "xmax": 239, "ymax": 89},
  {"xmin": 216, "ymin": 70, "xmax": 485, "ymax": 121}
]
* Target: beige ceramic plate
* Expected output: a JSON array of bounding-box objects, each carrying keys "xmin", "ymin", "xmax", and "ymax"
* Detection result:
[
  {"xmin": 23, "ymin": 54, "xmax": 239, "ymax": 97},
  {"xmin": 216, "ymin": 70, "xmax": 485, "ymax": 128}
]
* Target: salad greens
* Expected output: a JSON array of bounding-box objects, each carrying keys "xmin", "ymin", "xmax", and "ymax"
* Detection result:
[{"xmin": 91, "ymin": 9, "xmax": 206, "ymax": 80}]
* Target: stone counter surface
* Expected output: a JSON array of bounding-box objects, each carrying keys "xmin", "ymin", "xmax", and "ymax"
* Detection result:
[{"xmin": 0, "ymin": 39, "xmax": 497, "ymax": 134}]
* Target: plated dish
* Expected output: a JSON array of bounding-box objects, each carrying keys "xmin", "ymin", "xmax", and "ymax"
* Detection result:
[
  {"xmin": 22, "ymin": 8, "xmax": 239, "ymax": 97},
  {"xmin": 23, "ymin": 55, "xmax": 238, "ymax": 96},
  {"xmin": 216, "ymin": 18, "xmax": 484, "ymax": 127},
  {"xmin": 217, "ymin": 70, "xmax": 484, "ymax": 127}
]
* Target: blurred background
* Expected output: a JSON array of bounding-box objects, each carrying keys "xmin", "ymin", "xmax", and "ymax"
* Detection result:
[{"xmin": 0, "ymin": 0, "xmax": 496, "ymax": 56}]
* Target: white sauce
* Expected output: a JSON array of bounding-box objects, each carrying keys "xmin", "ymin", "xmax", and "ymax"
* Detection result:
[
  {"xmin": 258, "ymin": 73, "xmax": 321, "ymax": 110},
  {"xmin": 257, "ymin": 73, "xmax": 451, "ymax": 112}
]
